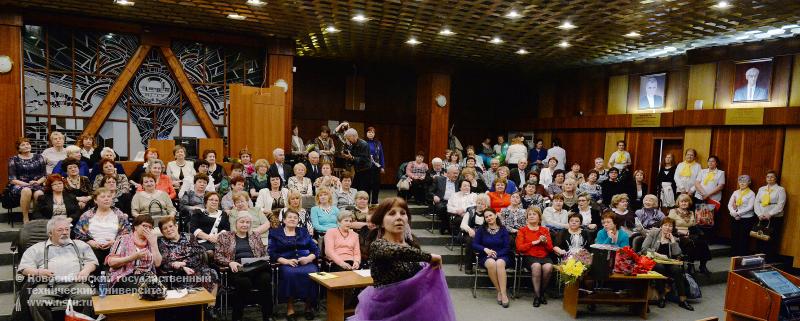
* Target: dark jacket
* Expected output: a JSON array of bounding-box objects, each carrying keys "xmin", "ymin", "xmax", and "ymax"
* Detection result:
[
  {"xmin": 33, "ymin": 192, "xmax": 82, "ymax": 222},
  {"xmin": 428, "ymin": 175, "xmax": 458, "ymax": 203},
  {"xmin": 304, "ymin": 161, "xmax": 322, "ymax": 184},
  {"xmin": 508, "ymin": 167, "xmax": 527, "ymax": 188},
  {"xmin": 346, "ymin": 139, "xmax": 373, "ymax": 172},
  {"xmin": 630, "ymin": 183, "xmax": 649, "ymax": 211},
  {"xmin": 268, "ymin": 163, "xmax": 294, "ymax": 186}
]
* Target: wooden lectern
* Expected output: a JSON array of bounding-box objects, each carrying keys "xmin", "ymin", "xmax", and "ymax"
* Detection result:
[{"xmin": 724, "ymin": 255, "xmax": 800, "ymax": 321}]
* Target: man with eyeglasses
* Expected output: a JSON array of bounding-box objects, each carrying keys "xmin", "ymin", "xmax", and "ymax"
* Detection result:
[{"xmin": 18, "ymin": 216, "xmax": 98, "ymax": 321}]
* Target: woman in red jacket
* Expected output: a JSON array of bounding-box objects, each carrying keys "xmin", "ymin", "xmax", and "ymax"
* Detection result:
[
  {"xmin": 488, "ymin": 179, "xmax": 511, "ymax": 213},
  {"xmin": 515, "ymin": 206, "xmax": 554, "ymax": 307}
]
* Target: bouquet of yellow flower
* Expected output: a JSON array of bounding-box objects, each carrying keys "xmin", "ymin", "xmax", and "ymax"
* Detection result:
[{"xmin": 560, "ymin": 257, "xmax": 588, "ymax": 285}]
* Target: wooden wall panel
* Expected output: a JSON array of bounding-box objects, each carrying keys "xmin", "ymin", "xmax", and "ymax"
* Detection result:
[
  {"xmin": 686, "ymin": 63, "xmax": 717, "ymax": 110},
  {"xmin": 790, "ymin": 55, "xmax": 800, "ymax": 107},
  {"xmin": 268, "ymin": 54, "xmax": 294, "ymax": 151},
  {"xmin": 538, "ymin": 84, "xmax": 555, "ymax": 118},
  {"xmin": 607, "ymin": 75, "xmax": 628, "ymax": 115},
  {"xmin": 683, "ymin": 128, "xmax": 712, "ymax": 167},
  {"xmin": 709, "ymin": 127, "xmax": 785, "ymax": 239},
  {"xmin": 553, "ymin": 130, "xmax": 605, "ymax": 172},
  {"xmin": 666, "ymin": 69, "xmax": 689, "ymax": 111},
  {"xmin": 625, "ymin": 129, "xmax": 685, "ymax": 187},
  {"xmin": 198, "ymin": 139, "xmax": 224, "ymax": 163},
  {"xmin": 714, "ymin": 56, "xmax": 792, "ymax": 109},
  {"xmin": 148, "ymin": 140, "xmax": 176, "ymax": 163},
  {"xmin": 779, "ymin": 128, "xmax": 800, "ymax": 266},
  {"xmin": 0, "ymin": 14, "xmax": 23, "ymax": 187},
  {"xmin": 229, "ymin": 84, "xmax": 285, "ymax": 161},
  {"xmin": 415, "ymin": 73, "xmax": 451, "ymax": 159}
]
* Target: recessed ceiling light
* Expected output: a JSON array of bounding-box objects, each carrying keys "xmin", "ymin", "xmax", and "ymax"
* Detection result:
[
  {"xmin": 439, "ymin": 28, "xmax": 455, "ymax": 36},
  {"xmin": 505, "ymin": 10, "xmax": 521, "ymax": 19},
  {"xmin": 406, "ymin": 37, "xmax": 421, "ymax": 45},
  {"xmin": 246, "ymin": 0, "xmax": 265, "ymax": 5},
  {"xmin": 104, "ymin": 33, "xmax": 115, "ymax": 39},
  {"xmin": 558, "ymin": 41, "xmax": 571, "ymax": 48},
  {"xmin": 712, "ymin": 1, "xmax": 731, "ymax": 9},
  {"xmin": 352, "ymin": 14, "xmax": 368, "ymax": 22},
  {"xmin": 624, "ymin": 31, "xmax": 641, "ymax": 38},
  {"xmin": 558, "ymin": 21, "xmax": 576, "ymax": 30},
  {"xmin": 516, "ymin": 48, "xmax": 528, "ymax": 55},
  {"xmin": 114, "ymin": 0, "xmax": 134, "ymax": 6},
  {"xmin": 325, "ymin": 26, "xmax": 340, "ymax": 33},
  {"xmin": 227, "ymin": 13, "xmax": 246, "ymax": 20},
  {"xmin": 490, "ymin": 37, "xmax": 503, "ymax": 44}
]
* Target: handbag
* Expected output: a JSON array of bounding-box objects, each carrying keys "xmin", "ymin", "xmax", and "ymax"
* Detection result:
[
  {"xmin": 137, "ymin": 272, "xmax": 168, "ymax": 301},
  {"xmin": 695, "ymin": 203, "xmax": 715, "ymax": 227},
  {"xmin": 750, "ymin": 219, "xmax": 772, "ymax": 241},
  {"xmin": 684, "ymin": 273, "xmax": 702, "ymax": 299},
  {"xmin": 241, "ymin": 259, "xmax": 271, "ymax": 274},
  {"xmin": 396, "ymin": 178, "xmax": 410, "ymax": 191}
]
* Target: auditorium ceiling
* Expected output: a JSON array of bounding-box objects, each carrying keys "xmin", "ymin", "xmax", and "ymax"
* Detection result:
[{"xmin": 5, "ymin": 0, "xmax": 800, "ymax": 68}]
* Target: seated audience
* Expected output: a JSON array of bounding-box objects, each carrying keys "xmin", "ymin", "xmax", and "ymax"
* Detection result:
[
  {"xmin": 91, "ymin": 158, "xmax": 131, "ymax": 196},
  {"xmin": 131, "ymin": 173, "xmax": 177, "ymax": 218},
  {"xmin": 18, "ymin": 216, "xmax": 98, "ymax": 321},
  {"xmin": 553, "ymin": 213, "xmax": 591, "ymax": 257},
  {"xmin": 190, "ymin": 192, "xmax": 230, "ymax": 251},
  {"xmin": 542, "ymin": 194, "xmax": 570, "ymax": 232},
  {"xmin": 351, "ymin": 191, "xmax": 371, "ymax": 230},
  {"xmin": 545, "ymin": 169, "xmax": 565, "ymax": 199},
  {"xmin": 427, "ymin": 157, "xmax": 446, "ymax": 181},
  {"xmin": 215, "ymin": 214, "xmax": 272, "ymax": 321},
  {"xmin": 578, "ymin": 170, "xmax": 603, "ymax": 209},
  {"xmin": 500, "ymin": 192, "xmax": 526, "ymax": 233},
  {"xmin": 228, "ymin": 192, "xmax": 270, "ymax": 245},
  {"xmin": 157, "ymin": 216, "xmax": 219, "ymax": 316},
  {"xmin": 669, "ymin": 194, "xmax": 711, "ymax": 274},
  {"xmin": 222, "ymin": 176, "xmax": 253, "ymax": 213},
  {"xmin": 639, "ymin": 217, "xmax": 694, "ymax": 311},
  {"xmin": 539, "ymin": 157, "xmax": 559, "ymax": 187},
  {"xmin": 41, "ymin": 131, "xmax": 67, "ymax": 174},
  {"xmin": 269, "ymin": 148, "xmax": 293, "ymax": 187},
  {"xmin": 52, "ymin": 145, "xmax": 90, "ymax": 177},
  {"xmin": 444, "ymin": 152, "xmax": 461, "ymax": 172},
  {"xmin": 600, "ymin": 167, "xmax": 627, "ymax": 207},
  {"xmin": 33, "ymin": 174, "xmax": 81, "ymax": 222},
  {"xmin": 516, "ymin": 207, "xmax": 553, "ymax": 307},
  {"xmin": 178, "ymin": 160, "xmax": 215, "ymax": 198},
  {"xmin": 565, "ymin": 162, "xmax": 585, "ymax": 185},
  {"xmin": 595, "ymin": 212, "xmax": 630, "ymax": 247},
  {"xmin": 508, "ymin": 159, "xmax": 528, "ymax": 187},
  {"xmin": 88, "ymin": 147, "xmax": 126, "ymax": 182},
  {"xmin": 482, "ymin": 158, "xmax": 500, "ymax": 187},
  {"xmin": 488, "ymin": 179, "xmax": 511, "ymax": 213},
  {"xmin": 463, "ymin": 156, "xmax": 484, "ymax": 174},
  {"xmin": 521, "ymin": 180, "xmax": 546, "ymax": 210},
  {"xmin": 635, "ymin": 194, "xmax": 665, "ymax": 230},
  {"xmin": 405, "ymin": 151, "xmax": 429, "ymax": 204},
  {"xmin": 218, "ymin": 163, "xmax": 247, "ymax": 196},
  {"xmin": 166, "ymin": 145, "xmax": 195, "ymax": 191},
  {"xmin": 97, "ymin": 174, "xmax": 132, "ymax": 215},
  {"xmin": 447, "ymin": 180, "xmax": 477, "ymax": 229},
  {"xmin": 334, "ymin": 172, "xmax": 357, "ymax": 209},
  {"xmin": 754, "ymin": 171, "xmax": 786, "ymax": 261},
  {"xmin": 610, "ymin": 193, "xmax": 638, "ymax": 233},
  {"xmin": 279, "ymin": 191, "xmax": 314, "ymax": 236},
  {"xmin": 74, "ymin": 187, "xmax": 131, "ymax": 273},
  {"xmin": 239, "ymin": 148, "xmax": 255, "ymax": 178},
  {"xmin": 303, "ymin": 152, "xmax": 322, "ymax": 185},
  {"xmin": 324, "ymin": 211, "xmax": 362, "ymax": 271},
  {"xmin": 107, "ymin": 215, "xmax": 163, "ymax": 290},
  {"xmin": 472, "ymin": 209, "xmax": 512, "ymax": 308},
  {"xmin": 255, "ymin": 175, "xmax": 288, "ymax": 213},
  {"xmin": 310, "ymin": 187, "xmax": 339, "ymax": 235},
  {"xmin": 77, "ymin": 134, "xmax": 98, "ymax": 168},
  {"xmin": 248, "ymin": 159, "xmax": 271, "ymax": 198},
  {"xmin": 60, "ymin": 158, "xmax": 92, "ymax": 205},
  {"xmin": 179, "ymin": 174, "xmax": 209, "ymax": 213},
  {"xmin": 631, "ymin": 170, "xmax": 649, "ymax": 211},
  {"xmin": 591, "ymin": 157, "xmax": 609, "ymax": 184},
  {"xmin": 461, "ymin": 146, "xmax": 485, "ymax": 171},
  {"xmin": 203, "ymin": 149, "xmax": 227, "ymax": 186},
  {"xmin": 7, "ymin": 137, "xmax": 47, "ymax": 223},
  {"xmin": 430, "ymin": 165, "xmax": 461, "ymax": 234},
  {"xmin": 269, "ymin": 210, "xmax": 320, "ymax": 320},
  {"xmin": 560, "ymin": 178, "xmax": 579, "ymax": 212},
  {"xmin": 575, "ymin": 193, "xmax": 600, "ymax": 231},
  {"xmin": 130, "ymin": 148, "xmax": 159, "ymax": 190},
  {"xmin": 287, "ymin": 163, "xmax": 313, "ymax": 196},
  {"xmin": 460, "ymin": 194, "xmax": 490, "ymax": 273},
  {"xmin": 460, "ymin": 167, "xmax": 487, "ymax": 194},
  {"xmin": 138, "ymin": 159, "xmax": 176, "ymax": 200}
]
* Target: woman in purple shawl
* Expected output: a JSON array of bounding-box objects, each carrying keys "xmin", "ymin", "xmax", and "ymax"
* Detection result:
[{"xmin": 350, "ymin": 197, "xmax": 455, "ymax": 321}]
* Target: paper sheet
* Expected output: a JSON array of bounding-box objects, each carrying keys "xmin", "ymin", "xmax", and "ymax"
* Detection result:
[
  {"xmin": 310, "ymin": 272, "xmax": 339, "ymax": 280},
  {"xmin": 354, "ymin": 269, "xmax": 371, "ymax": 277},
  {"xmin": 166, "ymin": 289, "xmax": 188, "ymax": 299}
]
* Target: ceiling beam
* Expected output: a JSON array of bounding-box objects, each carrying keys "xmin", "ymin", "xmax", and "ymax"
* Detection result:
[
  {"xmin": 82, "ymin": 44, "xmax": 151, "ymax": 137},
  {"xmin": 159, "ymin": 46, "xmax": 220, "ymax": 139}
]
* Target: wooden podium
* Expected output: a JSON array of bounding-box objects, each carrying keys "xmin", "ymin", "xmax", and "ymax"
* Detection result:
[{"xmin": 724, "ymin": 255, "xmax": 800, "ymax": 321}]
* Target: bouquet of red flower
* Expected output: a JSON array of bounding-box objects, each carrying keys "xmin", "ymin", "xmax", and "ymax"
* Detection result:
[
  {"xmin": 613, "ymin": 246, "xmax": 638, "ymax": 275},
  {"xmin": 633, "ymin": 255, "xmax": 656, "ymax": 274}
]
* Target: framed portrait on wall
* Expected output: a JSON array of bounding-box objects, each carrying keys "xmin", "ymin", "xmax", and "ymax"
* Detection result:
[
  {"xmin": 732, "ymin": 58, "xmax": 772, "ymax": 103},
  {"xmin": 638, "ymin": 73, "xmax": 667, "ymax": 110}
]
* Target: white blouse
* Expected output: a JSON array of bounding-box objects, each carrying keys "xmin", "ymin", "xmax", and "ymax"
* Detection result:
[
  {"xmin": 694, "ymin": 168, "xmax": 725, "ymax": 202},
  {"xmin": 166, "ymin": 160, "xmax": 196, "ymax": 183},
  {"xmin": 674, "ymin": 162, "xmax": 702, "ymax": 194},
  {"xmin": 88, "ymin": 213, "xmax": 119, "ymax": 244},
  {"xmin": 609, "ymin": 150, "xmax": 631, "ymax": 170},
  {"xmin": 447, "ymin": 192, "xmax": 477, "ymax": 214},
  {"xmin": 727, "ymin": 189, "xmax": 756, "ymax": 218},
  {"xmin": 255, "ymin": 188, "xmax": 289, "ymax": 212},
  {"xmin": 755, "ymin": 184, "xmax": 787, "ymax": 218},
  {"xmin": 542, "ymin": 207, "xmax": 569, "ymax": 229},
  {"xmin": 540, "ymin": 167, "xmax": 555, "ymax": 187}
]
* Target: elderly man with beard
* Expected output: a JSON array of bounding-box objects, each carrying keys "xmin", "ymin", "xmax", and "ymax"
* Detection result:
[{"xmin": 18, "ymin": 216, "xmax": 98, "ymax": 321}]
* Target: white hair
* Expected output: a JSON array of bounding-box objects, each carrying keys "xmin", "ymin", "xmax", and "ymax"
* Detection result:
[
  {"xmin": 431, "ymin": 157, "xmax": 443, "ymax": 165},
  {"xmin": 447, "ymin": 165, "xmax": 460, "ymax": 172},
  {"xmin": 101, "ymin": 147, "xmax": 115, "ymax": 157},
  {"xmin": 344, "ymin": 128, "xmax": 358, "ymax": 138},
  {"xmin": 273, "ymin": 148, "xmax": 284, "ymax": 157},
  {"xmin": 594, "ymin": 157, "xmax": 604, "ymax": 163},
  {"xmin": 47, "ymin": 216, "xmax": 72, "ymax": 234},
  {"xmin": 65, "ymin": 145, "xmax": 81, "ymax": 155}
]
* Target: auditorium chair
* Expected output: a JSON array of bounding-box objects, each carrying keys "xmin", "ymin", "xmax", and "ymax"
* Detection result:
[{"xmin": 471, "ymin": 254, "xmax": 517, "ymax": 299}]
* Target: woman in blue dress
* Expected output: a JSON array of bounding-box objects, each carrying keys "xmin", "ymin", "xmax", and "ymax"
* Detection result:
[
  {"xmin": 7, "ymin": 138, "xmax": 47, "ymax": 223},
  {"xmin": 472, "ymin": 209, "xmax": 512, "ymax": 307},
  {"xmin": 269, "ymin": 209, "xmax": 320, "ymax": 321}
]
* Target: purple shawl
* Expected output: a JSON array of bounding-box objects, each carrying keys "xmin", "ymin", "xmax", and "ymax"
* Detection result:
[{"xmin": 350, "ymin": 264, "xmax": 456, "ymax": 321}]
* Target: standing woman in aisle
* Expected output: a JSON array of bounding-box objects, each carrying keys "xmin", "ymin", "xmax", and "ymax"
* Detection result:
[
  {"xmin": 352, "ymin": 197, "xmax": 452, "ymax": 321},
  {"xmin": 727, "ymin": 175, "xmax": 756, "ymax": 257},
  {"xmin": 365, "ymin": 127, "xmax": 385, "ymax": 205},
  {"xmin": 674, "ymin": 149, "xmax": 701, "ymax": 197},
  {"xmin": 754, "ymin": 171, "xmax": 787, "ymax": 262}
]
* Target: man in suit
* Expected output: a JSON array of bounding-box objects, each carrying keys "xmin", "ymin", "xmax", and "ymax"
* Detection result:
[
  {"xmin": 429, "ymin": 165, "xmax": 460, "ymax": 235},
  {"xmin": 733, "ymin": 67, "xmax": 769, "ymax": 101},
  {"xmin": 268, "ymin": 148, "xmax": 293, "ymax": 187},
  {"xmin": 304, "ymin": 151, "xmax": 322, "ymax": 183},
  {"xmin": 509, "ymin": 159, "xmax": 528, "ymax": 187},
  {"xmin": 639, "ymin": 77, "xmax": 664, "ymax": 109},
  {"xmin": 342, "ymin": 128, "xmax": 373, "ymax": 193}
]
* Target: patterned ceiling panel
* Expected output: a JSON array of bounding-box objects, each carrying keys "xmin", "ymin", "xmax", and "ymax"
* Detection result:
[{"xmin": 6, "ymin": 0, "xmax": 800, "ymax": 68}]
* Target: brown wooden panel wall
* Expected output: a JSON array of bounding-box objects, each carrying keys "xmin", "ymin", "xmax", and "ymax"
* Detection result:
[
  {"xmin": 0, "ymin": 14, "xmax": 23, "ymax": 187},
  {"xmin": 551, "ymin": 130, "xmax": 606, "ymax": 173},
  {"xmin": 709, "ymin": 127, "xmax": 785, "ymax": 239},
  {"xmin": 229, "ymin": 84, "xmax": 286, "ymax": 161}
]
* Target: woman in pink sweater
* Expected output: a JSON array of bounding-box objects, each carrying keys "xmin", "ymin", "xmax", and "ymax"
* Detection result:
[{"xmin": 324, "ymin": 211, "xmax": 362, "ymax": 271}]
